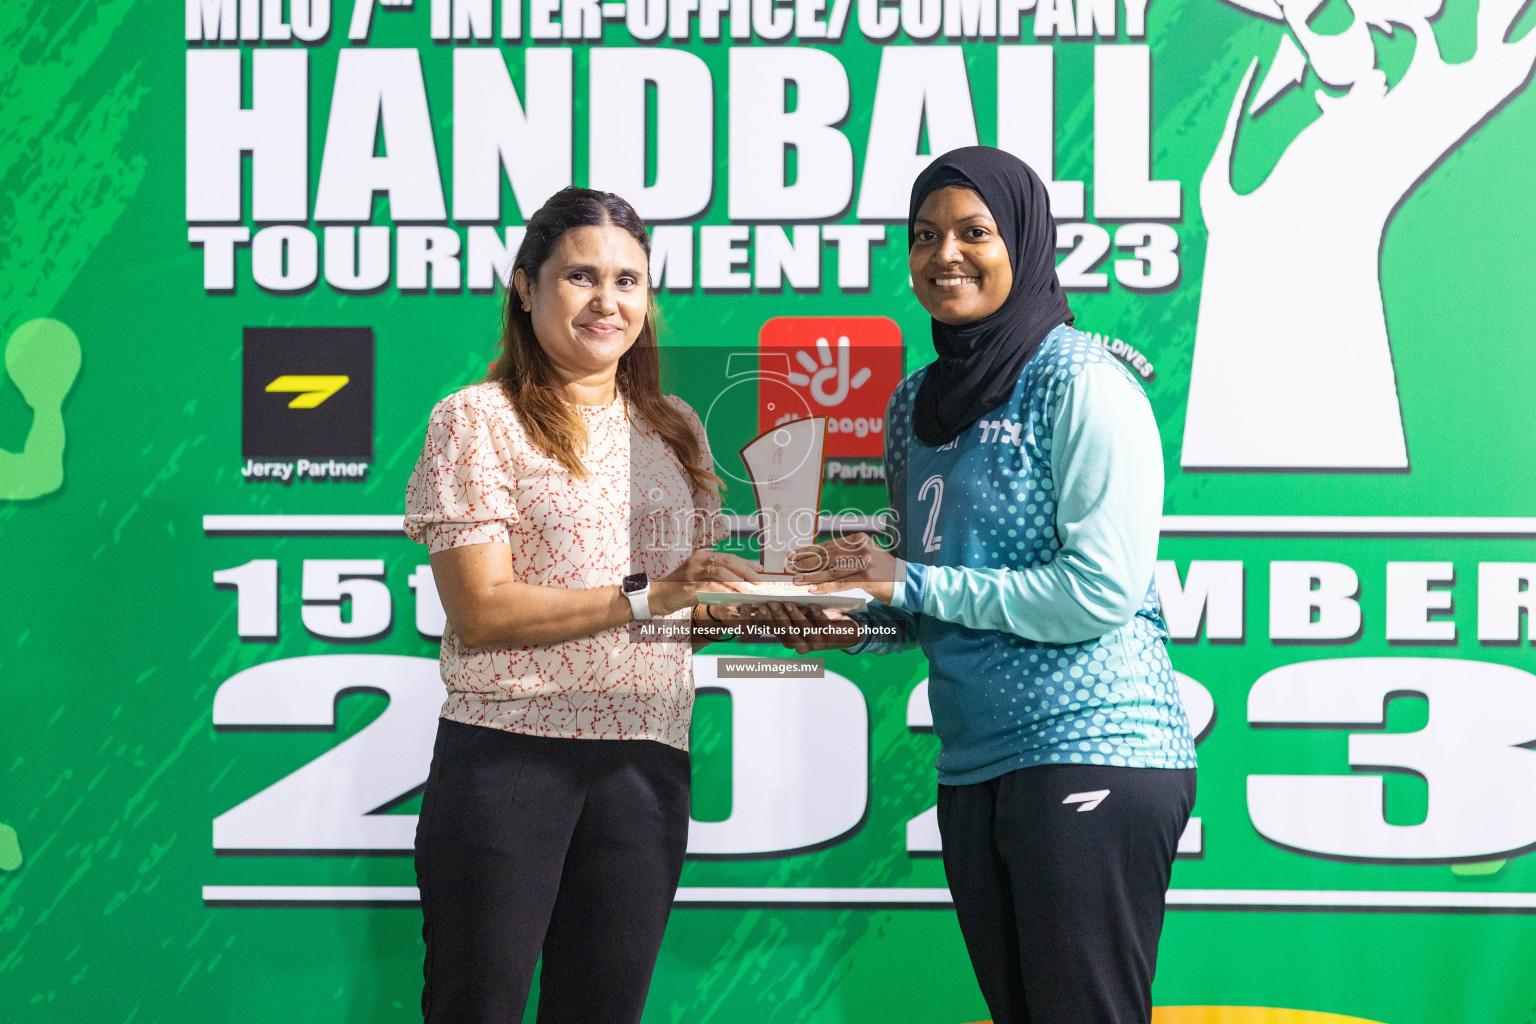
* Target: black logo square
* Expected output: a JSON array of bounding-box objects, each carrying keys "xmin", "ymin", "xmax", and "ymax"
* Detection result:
[{"xmin": 242, "ymin": 327, "xmax": 374, "ymax": 461}]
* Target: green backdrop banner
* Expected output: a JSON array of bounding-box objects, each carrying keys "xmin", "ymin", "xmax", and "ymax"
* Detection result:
[{"xmin": 4, "ymin": 0, "xmax": 1536, "ymax": 1020}]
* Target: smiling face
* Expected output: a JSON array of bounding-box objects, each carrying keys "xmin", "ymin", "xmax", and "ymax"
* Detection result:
[
  {"xmin": 513, "ymin": 222, "xmax": 651, "ymax": 397},
  {"xmin": 909, "ymin": 186, "xmax": 1014, "ymax": 326}
]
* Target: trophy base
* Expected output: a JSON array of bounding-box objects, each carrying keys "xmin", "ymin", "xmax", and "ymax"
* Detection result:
[{"xmin": 698, "ymin": 585, "xmax": 871, "ymax": 613}]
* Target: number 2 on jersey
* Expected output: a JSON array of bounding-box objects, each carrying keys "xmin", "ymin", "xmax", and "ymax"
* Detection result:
[{"xmin": 919, "ymin": 474, "xmax": 944, "ymax": 554}]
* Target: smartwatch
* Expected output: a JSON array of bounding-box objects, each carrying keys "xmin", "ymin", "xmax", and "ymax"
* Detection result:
[{"xmin": 622, "ymin": 572, "xmax": 652, "ymax": 621}]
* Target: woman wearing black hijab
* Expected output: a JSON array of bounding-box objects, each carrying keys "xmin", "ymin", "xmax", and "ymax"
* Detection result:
[{"xmin": 775, "ymin": 147, "xmax": 1197, "ymax": 1023}]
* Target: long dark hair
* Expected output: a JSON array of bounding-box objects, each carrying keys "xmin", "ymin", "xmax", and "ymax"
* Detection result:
[{"xmin": 488, "ymin": 187, "xmax": 719, "ymax": 496}]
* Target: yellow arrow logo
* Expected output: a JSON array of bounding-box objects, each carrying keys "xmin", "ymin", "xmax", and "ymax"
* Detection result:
[{"xmin": 265, "ymin": 375, "xmax": 350, "ymax": 409}]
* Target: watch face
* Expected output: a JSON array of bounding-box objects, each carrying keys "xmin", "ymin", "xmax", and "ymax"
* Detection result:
[{"xmin": 623, "ymin": 573, "xmax": 648, "ymax": 593}]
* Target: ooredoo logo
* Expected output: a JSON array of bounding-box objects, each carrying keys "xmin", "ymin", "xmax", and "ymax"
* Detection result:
[
  {"xmin": 757, "ymin": 317, "xmax": 903, "ymax": 462},
  {"xmin": 241, "ymin": 327, "xmax": 373, "ymax": 483}
]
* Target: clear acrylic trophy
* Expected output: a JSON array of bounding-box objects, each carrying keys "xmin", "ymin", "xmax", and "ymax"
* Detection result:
[
  {"xmin": 740, "ymin": 416, "xmax": 827, "ymax": 577},
  {"xmin": 696, "ymin": 415, "xmax": 870, "ymax": 611},
  {"xmin": 694, "ymin": 414, "xmax": 866, "ymax": 614}
]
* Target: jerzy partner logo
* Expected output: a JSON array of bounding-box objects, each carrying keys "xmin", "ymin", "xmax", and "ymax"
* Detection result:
[{"xmin": 241, "ymin": 327, "xmax": 374, "ymax": 483}]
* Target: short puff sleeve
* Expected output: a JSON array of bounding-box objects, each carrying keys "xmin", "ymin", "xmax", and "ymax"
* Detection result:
[{"xmin": 404, "ymin": 390, "xmax": 519, "ymax": 553}]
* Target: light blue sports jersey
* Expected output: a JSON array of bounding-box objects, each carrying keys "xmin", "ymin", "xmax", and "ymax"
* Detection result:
[{"xmin": 852, "ymin": 324, "xmax": 1197, "ymax": 785}]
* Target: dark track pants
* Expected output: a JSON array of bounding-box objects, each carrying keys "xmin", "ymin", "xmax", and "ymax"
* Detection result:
[
  {"xmin": 414, "ymin": 719, "xmax": 691, "ymax": 1024},
  {"xmin": 937, "ymin": 764, "xmax": 1196, "ymax": 1024}
]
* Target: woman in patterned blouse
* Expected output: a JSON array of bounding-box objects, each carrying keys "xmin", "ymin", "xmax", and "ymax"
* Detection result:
[{"xmin": 404, "ymin": 187, "xmax": 758, "ymax": 1024}]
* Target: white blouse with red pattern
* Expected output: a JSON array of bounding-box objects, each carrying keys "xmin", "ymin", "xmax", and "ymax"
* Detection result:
[{"xmin": 404, "ymin": 382, "xmax": 724, "ymax": 751}]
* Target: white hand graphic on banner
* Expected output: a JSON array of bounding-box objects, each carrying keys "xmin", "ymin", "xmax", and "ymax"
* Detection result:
[
  {"xmin": 787, "ymin": 335, "xmax": 873, "ymax": 407},
  {"xmin": 1183, "ymin": 0, "xmax": 1536, "ymax": 470}
]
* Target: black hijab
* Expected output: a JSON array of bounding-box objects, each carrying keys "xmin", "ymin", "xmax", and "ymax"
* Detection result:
[{"xmin": 908, "ymin": 147, "xmax": 1073, "ymax": 448}]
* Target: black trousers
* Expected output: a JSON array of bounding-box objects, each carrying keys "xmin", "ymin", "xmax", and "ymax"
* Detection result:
[
  {"xmin": 414, "ymin": 719, "xmax": 691, "ymax": 1024},
  {"xmin": 937, "ymin": 764, "xmax": 1196, "ymax": 1024}
]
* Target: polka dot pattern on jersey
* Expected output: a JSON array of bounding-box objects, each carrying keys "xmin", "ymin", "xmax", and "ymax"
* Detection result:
[{"xmin": 881, "ymin": 325, "xmax": 1197, "ymax": 784}]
